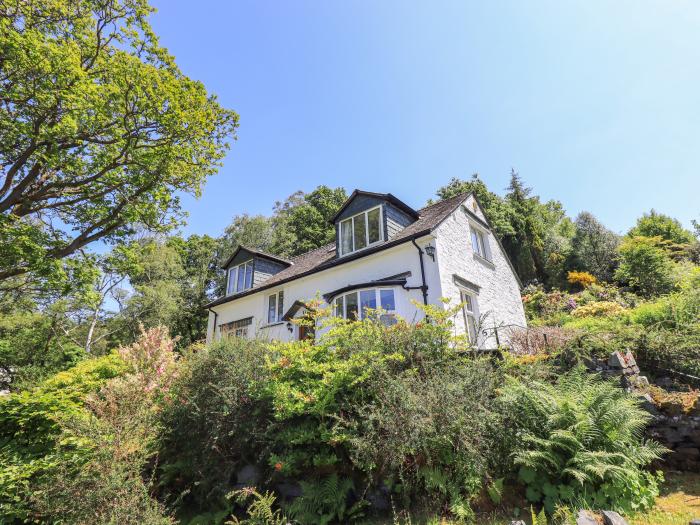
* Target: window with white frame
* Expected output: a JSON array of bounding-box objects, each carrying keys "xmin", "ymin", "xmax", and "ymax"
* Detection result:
[
  {"xmin": 267, "ymin": 291, "xmax": 284, "ymax": 324},
  {"xmin": 227, "ymin": 260, "xmax": 254, "ymax": 295},
  {"xmin": 339, "ymin": 206, "xmax": 383, "ymax": 256},
  {"xmin": 333, "ymin": 287, "xmax": 396, "ymax": 321},
  {"xmin": 220, "ymin": 317, "xmax": 253, "ymax": 338},
  {"xmin": 470, "ymin": 226, "xmax": 490, "ymax": 260},
  {"xmin": 460, "ymin": 290, "xmax": 478, "ymax": 344}
]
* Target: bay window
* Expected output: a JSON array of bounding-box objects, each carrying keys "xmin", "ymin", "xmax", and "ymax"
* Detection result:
[
  {"xmin": 339, "ymin": 206, "xmax": 383, "ymax": 256},
  {"xmin": 227, "ymin": 260, "xmax": 254, "ymax": 295},
  {"xmin": 333, "ymin": 288, "xmax": 396, "ymax": 320}
]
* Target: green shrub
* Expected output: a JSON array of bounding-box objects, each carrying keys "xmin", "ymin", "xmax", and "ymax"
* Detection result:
[
  {"xmin": 158, "ymin": 336, "xmax": 272, "ymax": 511},
  {"xmin": 0, "ymin": 353, "xmax": 126, "ymax": 521},
  {"xmin": 1, "ymin": 327, "xmax": 177, "ymax": 524},
  {"xmin": 340, "ymin": 358, "xmax": 503, "ymax": 511},
  {"xmin": 28, "ymin": 327, "xmax": 177, "ymax": 524},
  {"xmin": 615, "ymin": 236, "xmax": 676, "ymax": 297},
  {"xmin": 158, "ymin": 304, "xmax": 497, "ymax": 522},
  {"xmin": 499, "ymin": 368, "xmax": 665, "ymax": 514}
]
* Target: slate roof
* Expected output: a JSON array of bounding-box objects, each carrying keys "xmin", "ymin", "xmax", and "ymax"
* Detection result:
[
  {"xmin": 205, "ymin": 192, "xmax": 472, "ymax": 309},
  {"xmin": 329, "ymin": 189, "xmax": 421, "ymax": 223},
  {"xmin": 222, "ymin": 245, "xmax": 292, "ymax": 269}
]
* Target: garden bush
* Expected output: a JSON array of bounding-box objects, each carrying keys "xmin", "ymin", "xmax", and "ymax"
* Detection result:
[
  {"xmin": 156, "ymin": 304, "xmax": 505, "ymax": 523},
  {"xmin": 615, "ymin": 236, "xmax": 676, "ymax": 297},
  {"xmin": 0, "ymin": 352, "xmax": 127, "ymax": 521},
  {"xmin": 157, "ymin": 336, "xmax": 273, "ymax": 512},
  {"xmin": 571, "ymin": 301, "xmax": 625, "ymax": 318},
  {"xmin": 0, "ymin": 328, "xmax": 177, "ymax": 524},
  {"xmin": 499, "ymin": 368, "xmax": 665, "ymax": 514}
]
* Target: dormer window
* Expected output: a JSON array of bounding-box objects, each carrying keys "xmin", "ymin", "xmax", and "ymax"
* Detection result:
[
  {"xmin": 339, "ymin": 206, "xmax": 383, "ymax": 256},
  {"xmin": 227, "ymin": 260, "xmax": 253, "ymax": 295}
]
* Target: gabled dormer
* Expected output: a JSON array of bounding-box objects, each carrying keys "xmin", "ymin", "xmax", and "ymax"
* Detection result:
[
  {"xmin": 330, "ymin": 190, "xmax": 419, "ymax": 258},
  {"xmin": 222, "ymin": 246, "xmax": 291, "ymax": 296}
]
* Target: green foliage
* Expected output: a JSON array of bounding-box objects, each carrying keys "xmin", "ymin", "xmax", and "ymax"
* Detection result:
[
  {"xmin": 567, "ymin": 212, "xmax": 620, "ymax": 282},
  {"xmin": 0, "ymin": 0, "xmax": 237, "ymax": 286},
  {"xmin": 226, "ymin": 488, "xmax": 289, "ymax": 525},
  {"xmin": 0, "ymin": 353, "xmax": 126, "ymax": 521},
  {"xmin": 281, "ymin": 186, "xmax": 348, "ymax": 256},
  {"xmin": 0, "ymin": 306, "xmax": 86, "ymax": 391},
  {"xmin": 286, "ymin": 474, "xmax": 366, "ymax": 525},
  {"xmin": 629, "ymin": 210, "xmax": 696, "ymax": 245},
  {"xmin": 615, "ymin": 236, "xmax": 676, "ymax": 297},
  {"xmin": 500, "ymin": 369, "xmax": 666, "ymax": 514},
  {"xmin": 158, "ymin": 337, "xmax": 272, "ymax": 510},
  {"xmin": 29, "ymin": 327, "xmax": 177, "ymax": 524}
]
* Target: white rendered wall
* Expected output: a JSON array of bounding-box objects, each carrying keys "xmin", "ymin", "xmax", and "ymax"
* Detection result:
[
  {"xmin": 434, "ymin": 194, "xmax": 526, "ymax": 347},
  {"xmin": 207, "ymin": 236, "xmax": 442, "ymax": 343}
]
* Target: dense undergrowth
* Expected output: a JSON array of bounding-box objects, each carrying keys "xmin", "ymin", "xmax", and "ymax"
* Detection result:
[{"xmin": 1, "ymin": 297, "xmax": 678, "ymax": 524}]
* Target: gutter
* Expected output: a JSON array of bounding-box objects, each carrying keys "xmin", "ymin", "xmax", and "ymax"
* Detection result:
[
  {"xmin": 204, "ymin": 229, "xmax": 435, "ymax": 309},
  {"xmin": 408, "ymin": 239, "xmax": 429, "ymax": 306}
]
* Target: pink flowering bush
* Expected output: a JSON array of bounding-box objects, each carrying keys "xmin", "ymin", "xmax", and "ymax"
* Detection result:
[{"xmin": 117, "ymin": 325, "xmax": 179, "ymax": 399}]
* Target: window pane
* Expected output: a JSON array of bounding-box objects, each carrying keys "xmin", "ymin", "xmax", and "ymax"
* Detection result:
[
  {"xmin": 380, "ymin": 289, "xmax": 395, "ymax": 311},
  {"xmin": 462, "ymin": 292, "xmax": 473, "ymax": 313},
  {"xmin": 471, "ymin": 230, "xmax": 481, "ymax": 256},
  {"xmin": 334, "ymin": 296, "xmax": 344, "ymax": 318},
  {"xmin": 353, "ymin": 215, "xmax": 367, "ymax": 250},
  {"xmin": 467, "ymin": 314, "xmax": 477, "ymax": 344},
  {"xmin": 367, "ymin": 208, "xmax": 381, "ymax": 244},
  {"xmin": 341, "ymin": 219, "xmax": 353, "ymax": 254},
  {"xmin": 278, "ymin": 291, "xmax": 284, "ymax": 319},
  {"xmin": 345, "ymin": 292, "xmax": 359, "ymax": 320},
  {"xmin": 245, "ymin": 262, "xmax": 253, "ymax": 289},
  {"xmin": 360, "ymin": 289, "xmax": 377, "ymax": 318},
  {"xmin": 268, "ymin": 294, "xmax": 277, "ymax": 323},
  {"xmin": 227, "ymin": 268, "xmax": 236, "ymax": 294},
  {"xmin": 236, "ymin": 264, "xmax": 245, "ymax": 292}
]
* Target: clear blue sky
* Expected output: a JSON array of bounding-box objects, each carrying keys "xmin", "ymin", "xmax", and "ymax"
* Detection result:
[{"xmin": 150, "ymin": 0, "xmax": 699, "ymax": 237}]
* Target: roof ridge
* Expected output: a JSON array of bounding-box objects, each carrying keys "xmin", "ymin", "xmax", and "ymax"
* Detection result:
[{"xmin": 417, "ymin": 191, "xmax": 471, "ymax": 213}]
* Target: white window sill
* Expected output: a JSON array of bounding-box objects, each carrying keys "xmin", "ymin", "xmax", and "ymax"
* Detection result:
[
  {"xmin": 260, "ymin": 321, "xmax": 286, "ymax": 329},
  {"xmin": 338, "ymin": 240, "xmax": 385, "ymax": 259},
  {"xmin": 473, "ymin": 253, "xmax": 495, "ymax": 269}
]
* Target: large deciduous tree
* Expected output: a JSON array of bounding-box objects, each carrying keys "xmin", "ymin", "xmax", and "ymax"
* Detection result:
[{"xmin": 0, "ymin": 0, "xmax": 238, "ymax": 284}]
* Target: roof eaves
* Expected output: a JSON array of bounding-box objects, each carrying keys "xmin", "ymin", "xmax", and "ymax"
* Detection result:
[
  {"xmin": 329, "ymin": 189, "xmax": 419, "ymax": 224},
  {"xmin": 204, "ymin": 228, "xmax": 434, "ymax": 310},
  {"xmin": 221, "ymin": 245, "xmax": 292, "ymax": 269}
]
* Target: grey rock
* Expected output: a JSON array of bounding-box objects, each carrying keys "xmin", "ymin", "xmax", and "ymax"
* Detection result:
[
  {"xmin": 509, "ymin": 521, "xmax": 526, "ymax": 525},
  {"xmin": 688, "ymin": 519, "xmax": 700, "ymax": 525},
  {"xmin": 366, "ymin": 486, "xmax": 391, "ymax": 510},
  {"xmin": 577, "ymin": 509, "xmax": 599, "ymax": 525},
  {"xmin": 276, "ymin": 481, "xmax": 302, "ymax": 500},
  {"xmin": 638, "ymin": 393, "xmax": 660, "ymax": 416},
  {"xmin": 676, "ymin": 446, "xmax": 700, "ymax": 460},
  {"xmin": 236, "ymin": 464, "xmax": 260, "ymax": 486},
  {"xmin": 602, "ymin": 510, "xmax": 629, "ymax": 525}
]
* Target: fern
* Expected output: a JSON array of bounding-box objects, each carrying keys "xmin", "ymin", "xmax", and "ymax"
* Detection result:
[
  {"xmin": 226, "ymin": 488, "xmax": 288, "ymax": 525},
  {"xmin": 501, "ymin": 367, "xmax": 667, "ymax": 513},
  {"xmin": 286, "ymin": 474, "xmax": 365, "ymax": 525}
]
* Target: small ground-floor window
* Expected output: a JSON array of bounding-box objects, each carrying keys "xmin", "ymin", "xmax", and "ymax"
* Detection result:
[{"xmin": 220, "ymin": 317, "xmax": 253, "ymax": 338}]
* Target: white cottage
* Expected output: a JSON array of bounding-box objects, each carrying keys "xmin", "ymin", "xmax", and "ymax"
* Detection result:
[{"xmin": 205, "ymin": 190, "xmax": 526, "ymax": 348}]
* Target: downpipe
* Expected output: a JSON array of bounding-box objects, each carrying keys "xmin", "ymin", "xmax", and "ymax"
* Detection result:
[{"xmin": 407, "ymin": 238, "xmax": 429, "ymax": 306}]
